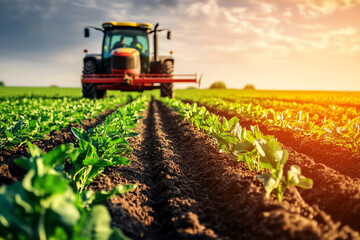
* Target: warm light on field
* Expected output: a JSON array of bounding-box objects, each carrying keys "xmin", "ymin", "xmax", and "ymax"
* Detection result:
[{"xmin": 176, "ymin": 89, "xmax": 360, "ymax": 152}]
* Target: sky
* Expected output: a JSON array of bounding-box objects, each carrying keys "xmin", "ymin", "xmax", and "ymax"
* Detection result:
[{"xmin": 0, "ymin": 0, "xmax": 360, "ymax": 90}]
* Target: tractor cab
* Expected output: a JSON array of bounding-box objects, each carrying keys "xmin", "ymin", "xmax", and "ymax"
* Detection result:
[{"xmin": 102, "ymin": 22, "xmax": 151, "ymax": 74}]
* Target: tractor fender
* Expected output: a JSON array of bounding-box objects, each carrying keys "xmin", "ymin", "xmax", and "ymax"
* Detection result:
[
  {"xmin": 150, "ymin": 56, "xmax": 174, "ymax": 73},
  {"xmin": 158, "ymin": 56, "xmax": 174, "ymax": 65},
  {"xmin": 83, "ymin": 54, "xmax": 103, "ymax": 73}
]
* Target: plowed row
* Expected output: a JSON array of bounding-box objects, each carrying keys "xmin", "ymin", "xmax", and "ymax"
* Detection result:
[
  {"xmin": 189, "ymin": 101, "xmax": 360, "ymax": 235},
  {"xmin": 1, "ymin": 99, "xmax": 359, "ymax": 239},
  {"xmin": 90, "ymin": 100, "xmax": 359, "ymax": 239}
]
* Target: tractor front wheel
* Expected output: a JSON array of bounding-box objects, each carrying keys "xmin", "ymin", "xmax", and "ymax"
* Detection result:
[
  {"xmin": 82, "ymin": 83, "xmax": 97, "ymax": 99},
  {"xmin": 82, "ymin": 60, "xmax": 106, "ymax": 99},
  {"xmin": 160, "ymin": 61, "xmax": 174, "ymax": 98},
  {"xmin": 160, "ymin": 83, "xmax": 174, "ymax": 98}
]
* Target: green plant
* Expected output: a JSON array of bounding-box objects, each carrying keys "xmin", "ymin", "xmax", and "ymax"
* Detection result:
[
  {"xmin": 0, "ymin": 142, "xmax": 131, "ymax": 240},
  {"xmin": 177, "ymin": 94, "xmax": 360, "ymax": 153},
  {"xmin": 0, "ymin": 95, "xmax": 135, "ymax": 150},
  {"xmin": 255, "ymin": 139, "xmax": 312, "ymax": 202},
  {"xmin": 69, "ymin": 96, "xmax": 147, "ymax": 193},
  {"xmin": 161, "ymin": 98, "xmax": 313, "ymax": 202}
]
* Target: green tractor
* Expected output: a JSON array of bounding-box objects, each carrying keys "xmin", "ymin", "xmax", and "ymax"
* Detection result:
[{"xmin": 82, "ymin": 22, "xmax": 198, "ymax": 98}]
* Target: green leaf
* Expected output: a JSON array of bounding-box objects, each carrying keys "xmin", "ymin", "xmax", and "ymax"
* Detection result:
[
  {"xmin": 14, "ymin": 156, "xmax": 32, "ymax": 170},
  {"xmin": 238, "ymin": 154, "xmax": 254, "ymax": 171},
  {"xmin": 277, "ymin": 149, "xmax": 289, "ymax": 168},
  {"xmin": 27, "ymin": 141, "xmax": 44, "ymax": 158},
  {"xmin": 82, "ymin": 157, "xmax": 100, "ymax": 166},
  {"xmin": 124, "ymin": 132, "xmax": 138, "ymax": 138},
  {"xmin": 194, "ymin": 119, "xmax": 201, "ymax": 129},
  {"xmin": 234, "ymin": 141, "xmax": 254, "ymax": 154},
  {"xmin": 71, "ymin": 128, "xmax": 90, "ymax": 142},
  {"xmin": 297, "ymin": 176, "xmax": 313, "ymax": 189},
  {"xmin": 287, "ymin": 165, "xmax": 301, "ymax": 184},
  {"xmin": 0, "ymin": 183, "xmax": 34, "ymax": 237},
  {"xmin": 257, "ymin": 173, "xmax": 277, "ymax": 199},
  {"xmin": 47, "ymin": 188, "xmax": 81, "ymax": 237},
  {"xmin": 82, "ymin": 184, "xmax": 137, "ymax": 209},
  {"xmin": 287, "ymin": 165, "xmax": 313, "ymax": 189},
  {"xmin": 11, "ymin": 120, "xmax": 26, "ymax": 133},
  {"xmin": 228, "ymin": 117, "xmax": 239, "ymax": 129},
  {"xmin": 109, "ymin": 228, "xmax": 131, "ymax": 240},
  {"xmin": 33, "ymin": 174, "xmax": 68, "ymax": 195},
  {"xmin": 241, "ymin": 127, "xmax": 247, "ymax": 142},
  {"xmin": 29, "ymin": 120, "xmax": 37, "ymax": 129},
  {"xmin": 254, "ymin": 139, "xmax": 283, "ymax": 170},
  {"xmin": 222, "ymin": 118, "xmax": 229, "ymax": 131},
  {"xmin": 43, "ymin": 143, "xmax": 74, "ymax": 167},
  {"xmin": 5, "ymin": 131, "xmax": 14, "ymax": 141},
  {"xmin": 108, "ymin": 156, "xmax": 131, "ymax": 166},
  {"xmin": 78, "ymin": 205, "xmax": 115, "ymax": 240}
]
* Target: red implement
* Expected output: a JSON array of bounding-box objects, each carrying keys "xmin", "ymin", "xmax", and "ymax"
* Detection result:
[{"xmin": 82, "ymin": 73, "xmax": 200, "ymax": 90}]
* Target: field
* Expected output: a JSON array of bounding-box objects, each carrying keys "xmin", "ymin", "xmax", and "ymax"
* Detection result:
[{"xmin": 1, "ymin": 87, "xmax": 360, "ymax": 239}]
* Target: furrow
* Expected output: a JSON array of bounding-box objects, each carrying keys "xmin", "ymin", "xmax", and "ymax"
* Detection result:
[
  {"xmin": 92, "ymin": 98, "xmax": 359, "ymax": 239},
  {"xmin": 188, "ymin": 100, "xmax": 360, "ymax": 232}
]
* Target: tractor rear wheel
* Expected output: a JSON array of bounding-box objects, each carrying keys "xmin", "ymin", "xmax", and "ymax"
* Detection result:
[
  {"xmin": 160, "ymin": 61, "xmax": 174, "ymax": 98},
  {"xmin": 82, "ymin": 60, "xmax": 106, "ymax": 99}
]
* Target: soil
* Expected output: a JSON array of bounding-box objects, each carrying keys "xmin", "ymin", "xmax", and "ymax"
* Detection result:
[
  {"xmin": 0, "ymin": 108, "xmax": 115, "ymax": 186},
  {"xmin": 185, "ymin": 101, "xmax": 360, "ymax": 180},
  {"xmin": 89, "ymin": 99, "xmax": 360, "ymax": 239},
  {"xmin": 186, "ymin": 101, "xmax": 360, "ymax": 232}
]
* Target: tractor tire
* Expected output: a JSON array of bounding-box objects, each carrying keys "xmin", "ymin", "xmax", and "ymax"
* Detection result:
[
  {"xmin": 160, "ymin": 61, "xmax": 174, "ymax": 98},
  {"xmin": 82, "ymin": 83, "xmax": 97, "ymax": 99},
  {"xmin": 82, "ymin": 60, "xmax": 107, "ymax": 99}
]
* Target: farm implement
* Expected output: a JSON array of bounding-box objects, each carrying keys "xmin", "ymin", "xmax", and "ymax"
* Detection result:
[{"xmin": 82, "ymin": 22, "xmax": 200, "ymax": 99}]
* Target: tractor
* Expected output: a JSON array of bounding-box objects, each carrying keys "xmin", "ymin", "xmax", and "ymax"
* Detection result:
[{"xmin": 81, "ymin": 22, "xmax": 199, "ymax": 98}]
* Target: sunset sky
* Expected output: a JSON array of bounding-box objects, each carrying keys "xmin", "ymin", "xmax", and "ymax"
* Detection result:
[{"xmin": 0, "ymin": 0, "xmax": 360, "ymax": 90}]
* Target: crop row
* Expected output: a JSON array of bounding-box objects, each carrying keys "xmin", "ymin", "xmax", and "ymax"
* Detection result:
[
  {"xmin": 218, "ymin": 96, "xmax": 360, "ymax": 121},
  {"xmin": 0, "ymin": 94, "xmax": 138, "ymax": 150},
  {"xmin": 160, "ymin": 98, "xmax": 313, "ymax": 202},
  {"xmin": 176, "ymin": 89, "xmax": 360, "ymax": 107},
  {"xmin": 0, "ymin": 96, "xmax": 149, "ymax": 240},
  {"xmin": 177, "ymin": 95, "xmax": 360, "ymax": 152}
]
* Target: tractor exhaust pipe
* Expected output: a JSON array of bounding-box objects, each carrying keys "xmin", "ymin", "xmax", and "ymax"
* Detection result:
[{"xmin": 154, "ymin": 23, "xmax": 159, "ymax": 62}]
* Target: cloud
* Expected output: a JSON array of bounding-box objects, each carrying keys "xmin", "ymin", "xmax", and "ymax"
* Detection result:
[
  {"xmin": 330, "ymin": 27, "xmax": 358, "ymax": 36},
  {"xmin": 294, "ymin": 0, "xmax": 360, "ymax": 17},
  {"xmin": 1, "ymin": 0, "xmax": 360, "ymax": 89}
]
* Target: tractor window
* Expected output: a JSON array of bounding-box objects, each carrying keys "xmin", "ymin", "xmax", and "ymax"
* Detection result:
[
  {"xmin": 104, "ymin": 29, "xmax": 149, "ymax": 56},
  {"xmin": 103, "ymin": 29, "xmax": 149, "ymax": 73}
]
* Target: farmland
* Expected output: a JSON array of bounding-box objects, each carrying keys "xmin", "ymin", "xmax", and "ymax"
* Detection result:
[{"xmin": 1, "ymin": 87, "xmax": 360, "ymax": 239}]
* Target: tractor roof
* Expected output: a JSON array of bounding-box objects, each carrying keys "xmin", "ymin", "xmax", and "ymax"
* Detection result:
[{"xmin": 102, "ymin": 22, "xmax": 152, "ymax": 31}]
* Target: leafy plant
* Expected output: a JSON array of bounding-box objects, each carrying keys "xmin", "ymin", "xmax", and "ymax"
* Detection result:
[
  {"xmin": 69, "ymin": 97, "xmax": 147, "ymax": 193},
  {"xmin": 0, "ymin": 94, "xmax": 135, "ymax": 150},
  {"xmin": 0, "ymin": 142, "xmax": 132, "ymax": 240},
  {"xmin": 161, "ymin": 98, "xmax": 313, "ymax": 202},
  {"xmin": 177, "ymin": 94, "xmax": 360, "ymax": 152},
  {"xmin": 255, "ymin": 139, "xmax": 312, "ymax": 201}
]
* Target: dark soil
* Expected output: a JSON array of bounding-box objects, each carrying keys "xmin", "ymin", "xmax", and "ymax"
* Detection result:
[
  {"xmin": 0, "ymin": 108, "xmax": 115, "ymax": 186},
  {"xmin": 188, "ymin": 101, "xmax": 360, "ymax": 232},
  {"xmin": 90, "ymin": 99, "xmax": 359, "ymax": 239},
  {"xmin": 185, "ymin": 101, "xmax": 360, "ymax": 180}
]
